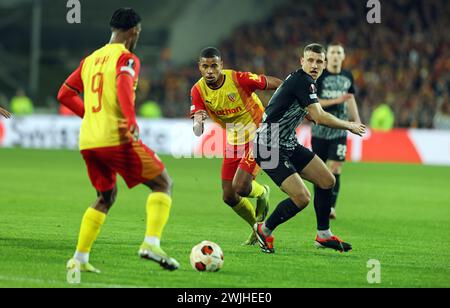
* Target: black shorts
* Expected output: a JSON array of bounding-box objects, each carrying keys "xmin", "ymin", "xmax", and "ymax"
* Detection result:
[
  {"xmin": 311, "ymin": 137, "xmax": 348, "ymax": 163},
  {"xmin": 255, "ymin": 144, "xmax": 315, "ymax": 187}
]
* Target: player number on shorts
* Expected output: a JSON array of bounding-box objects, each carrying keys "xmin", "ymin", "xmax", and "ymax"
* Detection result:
[
  {"xmin": 337, "ymin": 145, "xmax": 347, "ymax": 158},
  {"xmin": 91, "ymin": 73, "xmax": 104, "ymax": 113}
]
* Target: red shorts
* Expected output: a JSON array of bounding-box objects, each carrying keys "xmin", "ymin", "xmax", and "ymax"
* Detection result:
[
  {"xmin": 221, "ymin": 143, "xmax": 259, "ymax": 181},
  {"xmin": 81, "ymin": 141, "xmax": 165, "ymax": 192}
]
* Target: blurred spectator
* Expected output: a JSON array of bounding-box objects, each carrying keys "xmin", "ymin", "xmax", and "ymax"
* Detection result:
[
  {"xmin": 370, "ymin": 102, "xmax": 395, "ymax": 132},
  {"xmin": 155, "ymin": 0, "xmax": 449, "ymax": 127},
  {"xmin": 433, "ymin": 96, "xmax": 450, "ymax": 130},
  {"xmin": 139, "ymin": 100, "xmax": 163, "ymax": 119},
  {"xmin": 11, "ymin": 89, "xmax": 34, "ymax": 115},
  {"xmin": 33, "ymin": 0, "xmax": 447, "ymax": 126}
]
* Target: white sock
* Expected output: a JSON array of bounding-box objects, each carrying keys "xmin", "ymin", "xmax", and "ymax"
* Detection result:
[
  {"xmin": 74, "ymin": 251, "xmax": 89, "ymax": 265},
  {"xmin": 262, "ymin": 223, "xmax": 273, "ymax": 236},
  {"xmin": 145, "ymin": 236, "xmax": 160, "ymax": 247},
  {"xmin": 317, "ymin": 229, "xmax": 333, "ymax": 239}
]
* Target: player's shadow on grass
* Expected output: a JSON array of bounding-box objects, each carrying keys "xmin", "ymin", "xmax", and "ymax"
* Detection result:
[{"xmin": 310, "ymin": 251, "xmax": 360, "ymax": 262}]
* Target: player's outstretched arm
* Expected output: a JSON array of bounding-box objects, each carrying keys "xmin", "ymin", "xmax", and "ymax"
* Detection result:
[
  {"xmin": 0, "ymin": 107, "xmax": 11, "ymax": 119},
  {"xmin": 308, "ymin": 103, "xmax": 366, "ymax": 137},
  {"xmin": 319, "ymin": 93, "xmax": 354, "ymax": 108},
  {"xmin": 193, "ymin": 110, "xmax": 208, "ymax": 137},
  {"xmin": 265, "ymin": 76, "xmax": 283, "ymax": 91}
]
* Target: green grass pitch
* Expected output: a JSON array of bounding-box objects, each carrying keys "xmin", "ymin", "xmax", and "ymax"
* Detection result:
[{"xmin": 0, "ymin": 148, "xmax": 449, "ymax": 288}]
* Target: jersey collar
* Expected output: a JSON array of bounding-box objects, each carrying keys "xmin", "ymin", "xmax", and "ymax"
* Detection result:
[{"xmin": 206, "ymin": 74, "xmax": 226, "ymax": 90}]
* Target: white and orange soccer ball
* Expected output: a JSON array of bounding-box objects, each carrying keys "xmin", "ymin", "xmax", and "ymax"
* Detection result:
[{"xmin": 190, "ymin": 241, "xmax": 224, "ymax": 272}]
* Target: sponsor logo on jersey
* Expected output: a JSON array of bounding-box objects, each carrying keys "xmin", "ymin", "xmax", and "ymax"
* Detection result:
[
  {"xmin": 321, "ymin": 90, "xmax": 346, "ymax": 99},
  {"xmin": 321, "ymin": 75, "xmax": 352, "ymax": 98},
  {"xmin": 212, "ymin": 107, "xmax": 243, "ymax": 116}
]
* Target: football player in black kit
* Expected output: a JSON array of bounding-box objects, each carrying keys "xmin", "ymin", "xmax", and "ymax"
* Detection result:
[
  {"xmin": 312, "ymin": 43, "xmax": 361, "ymax": 220},
  {"xmin": 253, "ymin": 44, "xmax": 366, "ymax": 254}
]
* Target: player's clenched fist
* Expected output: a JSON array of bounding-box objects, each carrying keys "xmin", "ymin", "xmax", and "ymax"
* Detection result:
[
  {"xmin": 193, "ymin": 110, "xmax": 208, "ymax": 137},
  {"xmin": 0, "ymin": 107, "xmax": 11, "ymax": 119}
]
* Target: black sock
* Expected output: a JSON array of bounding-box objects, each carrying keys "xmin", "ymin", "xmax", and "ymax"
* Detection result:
[
  {"xmin": 331, "ymin": 174, "xmax": 341, "ymax": 209},
  {"xmin": 314, "ymin": 186, "xmax": 333, "ymax": 230},
  {"xmin": 265, "ymin": 198, "xmax": 303, "ymax": 231}
]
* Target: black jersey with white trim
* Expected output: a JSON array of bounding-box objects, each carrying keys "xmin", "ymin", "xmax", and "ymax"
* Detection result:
[
  {"xmin": 312, "ymin": 69, "xmax": 356, "ymax": 140},
  {"xmin": 256, "ymin": 69, "xmax": 319, "ymax": 151}
]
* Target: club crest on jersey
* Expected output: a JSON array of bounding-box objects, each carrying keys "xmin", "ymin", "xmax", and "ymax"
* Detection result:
[
  {"xmin": 310, "ymin": 84, "xmax": 317, "ymax": 94},
  {"xmin": 227, "ymin": 93, "xmax": 237, "ymax": 102}
]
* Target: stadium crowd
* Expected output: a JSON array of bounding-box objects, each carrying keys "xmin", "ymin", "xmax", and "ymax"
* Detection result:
[
  {"xmin": 145, "ymin": 0, "xmax": 449, "ymax": 129},
  {"xmin": 1, "ymin": 1, "xmax": 448, "ymax": 129}
]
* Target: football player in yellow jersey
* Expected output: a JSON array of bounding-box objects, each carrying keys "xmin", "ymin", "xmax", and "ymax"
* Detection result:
[
  {"xmin": 58, "ymin": 8, "xmax": 179, "ymax": 273},
  {"xmin": 191, "ymin": 47, "xmax": 282, "ymax": 245}
]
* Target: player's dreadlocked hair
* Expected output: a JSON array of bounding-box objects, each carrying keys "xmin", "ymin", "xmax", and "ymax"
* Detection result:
[
  {"xmin": 110, "ymin": 8, "xmax": 141, "ymax": 31},
  {"xmin": 304, "ymin": 43, "xmax": 326, "ymax": 56},
  {"xmin": 199, "ymin": 47, "xmax": 222, "ymax": 60}
]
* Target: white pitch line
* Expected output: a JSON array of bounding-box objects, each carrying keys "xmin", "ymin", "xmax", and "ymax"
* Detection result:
[{"xmin": 0, "ymin": 275, "xmax": 146, "ymax": 288}]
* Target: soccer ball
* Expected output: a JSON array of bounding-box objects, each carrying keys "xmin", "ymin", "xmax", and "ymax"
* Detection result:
[{"xmin": 190, "ymin": 241, "xmax": 224, "ymax": 272}]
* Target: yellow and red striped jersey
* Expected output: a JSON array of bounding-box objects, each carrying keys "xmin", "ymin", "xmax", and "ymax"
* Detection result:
[
  {"xmin": 190, "ymin": 70, "xmax": 267, "ymax": 145},
  {"xmin": 69, "ymin": 43, "xmax": 141, "ymax": 150}
]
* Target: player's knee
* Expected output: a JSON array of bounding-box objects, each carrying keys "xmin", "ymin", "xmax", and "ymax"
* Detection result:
[
  {"xmin": 102, "ymin": 187, "xmax": 117, "ymax": 207},
  {"xmin": 162, "ymin": 176, "xmax": 174, "ymax": 194},
  {"xmin": 154, "ymin": 174, "xmax": 173, "ymax": 195},
  {"xmin": 319, "ymin": 174, "xmax": 336, "ymax": 190},
  {"xmin": 223, "ymin": 192, "xmax": 239, "ymax": 207},
  {"xmin": 232, "ymin": 180, "xmax": 251, "ymax": 197},
  {"xmin": 291, "ymin": 190, "xmax": 311, "ymax": 209},
  {"xmin": 95, "ymin": 190, "xmax": 117, "ymax": 213},
  {"xmin": 111, "ymin": 186, "xmax": 118, "ymax": 204}
]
